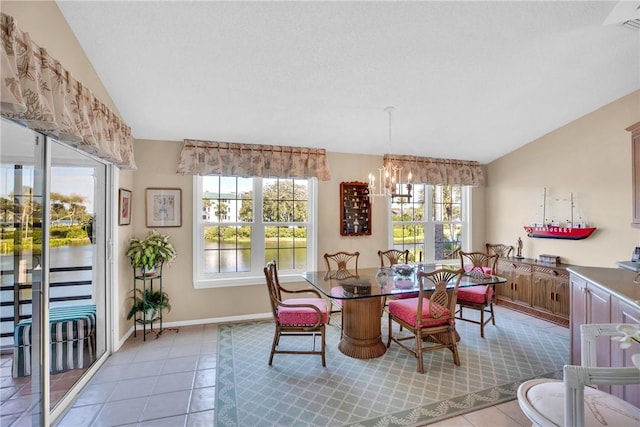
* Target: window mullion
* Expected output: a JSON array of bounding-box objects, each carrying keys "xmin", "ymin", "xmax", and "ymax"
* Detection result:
[
  {"xmin": 420, "ymin": 186, "xmax": 431, "ymax": 263},
  {"xmin": 194, "ymin": 176, "xmax": 204, "ymax": 280},
  {"xmin": 253, "ymin": 178, "xmax": 265, "ymax": 271}
]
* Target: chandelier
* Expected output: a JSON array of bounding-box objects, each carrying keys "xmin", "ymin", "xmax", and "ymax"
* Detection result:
[{"xmin": 368, "ymin": 107, "xmax": 413, "ymax": 202}]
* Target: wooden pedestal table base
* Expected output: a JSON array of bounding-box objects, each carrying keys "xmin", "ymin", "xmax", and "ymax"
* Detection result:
[{"xmin": 338, "ymin": 297, "xmax": 386, "ymax": 359}]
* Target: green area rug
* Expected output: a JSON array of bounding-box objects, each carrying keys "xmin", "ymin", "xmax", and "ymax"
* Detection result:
[{"xmin": 215, "ymin": 313, "xmax": 568, "ymax": 426}]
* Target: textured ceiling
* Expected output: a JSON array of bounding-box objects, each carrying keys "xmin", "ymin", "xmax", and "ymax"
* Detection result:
[{"xmin": 56, "ymin": 1, "xmax": 639, "ymax": 164}]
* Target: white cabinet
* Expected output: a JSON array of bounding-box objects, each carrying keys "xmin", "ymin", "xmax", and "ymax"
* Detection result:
[{"xmin": 569, "ymin": 267, "xmax": 639, "ymax": 405}]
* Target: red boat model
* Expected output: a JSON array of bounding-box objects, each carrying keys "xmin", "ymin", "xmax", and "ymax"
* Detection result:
[
  {"xmin": 525, "ymin": 189, "xmax": 596, "ymax": 240},
  {"xmin": 523, "ymin": 225, "xmax": 596, "ymax": 240}
]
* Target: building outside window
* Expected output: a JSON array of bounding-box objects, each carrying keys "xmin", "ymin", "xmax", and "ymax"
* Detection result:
[
  {"xmin": 390, "ymin": 184, "xmax": 469, "ymax": 264},
  {"xmin": 194, "ymin": 176, "xmax": 315, "ymax": 288}
]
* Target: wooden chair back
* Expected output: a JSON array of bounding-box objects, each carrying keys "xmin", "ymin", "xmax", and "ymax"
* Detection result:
[
  {"xmin": 324, "ymin": 251, "xmax": 359, "ymax": 279},
  {"xmin": 415, "ymin": 268, "xmax": 462, "ymax": 322},
  {"xmin": 264, "ymin": 260, "xmax": 283, "ymax": 318},
  {"xmin": 377, "ymin": 249, "xmax": 410, "ymax": 267},
  {"xmin": 459, "ymin": 251, "xmax": 498, "ymax": 275},
  {"xmin": 485, "ymin": 243, "xmax": 514, "ymax": 258}
]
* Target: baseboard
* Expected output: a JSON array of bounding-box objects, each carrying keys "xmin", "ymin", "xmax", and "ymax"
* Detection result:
[
  {"xmin": 115, "ymin": 311, "xmax": 273, "ymax": 351},
  {"xmin": 164, "ymin": 312, "xmax": 272, "ymax": 327}
]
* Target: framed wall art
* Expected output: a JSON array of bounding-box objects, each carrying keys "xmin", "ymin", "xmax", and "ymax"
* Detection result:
[
  {"xmin": 118, "ymin": 188, "xmax": 132, "ymax": 226},
  {"xmin": 145, "ymin": 188, "xmax": 182, "ymax": 227},
  {"xmin": 340, "ymin": 181, "xmax": 371, "ymax": 236}
]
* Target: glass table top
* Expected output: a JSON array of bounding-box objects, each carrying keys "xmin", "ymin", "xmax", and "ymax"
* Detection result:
[{"xmin": 301, "ymin": 264, "xmax": 507, "ymax": 300}]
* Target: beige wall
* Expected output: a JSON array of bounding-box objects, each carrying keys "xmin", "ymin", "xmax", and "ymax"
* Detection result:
[
  {"xmin": 116, "ymin": 171, "xmax": 135, "ymax": 340},
  {"xmin": 485, "ymin": 91, "xmax": 640, "ymax": 267}
]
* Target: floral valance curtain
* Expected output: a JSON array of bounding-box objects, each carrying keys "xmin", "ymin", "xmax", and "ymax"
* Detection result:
[
  {"xmin": 0, "ymin": 13, "xmax": 136, "ymax": 169},
  {"xmin": 177, "ymin": 139, "xmax": 331, "ymax": 181},
  {"xmin": 384, "ymin": 154, "xmax": 485, "ymax": 186}
]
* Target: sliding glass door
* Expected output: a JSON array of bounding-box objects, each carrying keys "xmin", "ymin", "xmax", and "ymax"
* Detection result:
[{"xmin": 0, "ymin": 118, "xmax": 110, "ymax": 424}]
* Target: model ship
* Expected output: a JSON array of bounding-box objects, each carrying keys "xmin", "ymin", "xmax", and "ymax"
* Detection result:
[{"xmin": 523, "ymin": 189, "xmax": 596, "ymax": 240}]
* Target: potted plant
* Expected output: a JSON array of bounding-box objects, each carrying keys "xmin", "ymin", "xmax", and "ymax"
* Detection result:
[
  {"xmin": 126, "ymin": 229, "xmax": 177, "ymax": 276},
  {"xmin": 126, "ymin": 287, "xmax": 171, "ymax": 324}
]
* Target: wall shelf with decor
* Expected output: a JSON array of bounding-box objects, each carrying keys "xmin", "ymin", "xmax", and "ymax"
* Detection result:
[{"xmin": 340, "ymin": 181, "xmax": 371, "ymax": 236}]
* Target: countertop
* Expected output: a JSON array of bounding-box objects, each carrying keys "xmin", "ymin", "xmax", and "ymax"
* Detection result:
[
  {"xmin": 616, "ymin": 260, "xmax": 640, "ymax": 272},
  {"xmin": 567, "ymin": 266, "xmax": 640, "ymax": 307}
]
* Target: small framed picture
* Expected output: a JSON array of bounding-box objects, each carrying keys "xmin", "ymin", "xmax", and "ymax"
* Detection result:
[
  {"xmin": 118, "ymin": 188, "xmax": 132, "ymax": 226},
  {"xmin": 145, "ymin": 188, "xmax": 182, "ymax": 227}
]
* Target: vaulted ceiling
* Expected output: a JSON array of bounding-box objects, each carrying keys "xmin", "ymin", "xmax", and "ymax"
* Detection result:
[{"xmin": 56, "ymin": 1, "xmax": 639, "ymax": 164}]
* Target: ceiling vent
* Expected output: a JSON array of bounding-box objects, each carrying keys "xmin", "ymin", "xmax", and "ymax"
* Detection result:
[{"xmin": 604, "ymin": 1, "xmax": 640, "ymax": 30}]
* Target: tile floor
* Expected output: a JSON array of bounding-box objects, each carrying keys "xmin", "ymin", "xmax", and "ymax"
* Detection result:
[
  {"xmin": 1, "ymin": 356, "xmax": 89, "ymax": 420},
  {"xmin": 55, "ymin": 323, "xmax": 218, "ymax": 427},
  {"xmin": 2, "ymin": 306, "xmax": 569, "ymax": 426}
]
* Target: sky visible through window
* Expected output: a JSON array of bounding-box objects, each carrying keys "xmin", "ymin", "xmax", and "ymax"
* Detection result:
[{"xmin": 1, "ymin": 166, "xmax": 95, "ymax": 210}]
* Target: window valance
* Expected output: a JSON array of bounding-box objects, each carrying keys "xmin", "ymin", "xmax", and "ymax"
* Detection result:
[
  {"xmin": 0, "ymin": 13, "xmax": 136, "ymax": 169},
  {"xmin": 384, "ymin": 154, "xmax": 485, "ymax": 186},
  {"xmin": 177, "ymin": 139, "xmax": 331, "ymax": 181}
]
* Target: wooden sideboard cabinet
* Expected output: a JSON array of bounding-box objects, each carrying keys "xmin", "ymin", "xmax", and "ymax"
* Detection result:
[
  {"xmin": 495, "ymin": 258, "xmax": 531, "ymax": 305},
  {"xmin": 568, "ymin": 267, "xmax": 640, "ymax": 407},
  {"xmin": 628, "ymin": 121, "xmax": 640, "ymax": 228},
  {"xmin": 494, "ymin": 257, "xmax": 571, "ymax": 326},
  {"xmin": 532, "ymin": 265, "xmax": 570, "ymax": 319}
]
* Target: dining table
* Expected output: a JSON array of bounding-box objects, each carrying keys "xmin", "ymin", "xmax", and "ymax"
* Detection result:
[{"xmin": 301, "ymin": 264, "xmax": 507, "ymax": 360}]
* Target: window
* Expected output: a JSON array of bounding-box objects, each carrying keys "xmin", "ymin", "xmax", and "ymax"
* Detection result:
[
  {"xmin": 390, "ymin": 184, "xmax": 469, "ymax": 264},
  {"xmin": 194, "ymin": 176, "xmax": 316, "ymax": 288}
]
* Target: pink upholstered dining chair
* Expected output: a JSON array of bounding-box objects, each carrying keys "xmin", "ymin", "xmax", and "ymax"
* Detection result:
[
  {"xmin": 323, "ymin": 251, "xmax": 359, "ymax": 327},
  {"xmin": 378, "ymin": 248, "xmax": 413, "ymax": 315},
  {"xmin": 387, "ymin": 268, "xmax": 463, "ymax": 373},
  {"xmin": 264, "ymin": 260, "xmax": 328, "ymax": 366},
  {"xmin": 456, "ymin": 251, "xmax": 499, "ymax": 338}
]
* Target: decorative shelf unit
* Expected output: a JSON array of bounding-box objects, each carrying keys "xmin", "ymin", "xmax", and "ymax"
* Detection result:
[
  {"xmin": 132, "ymin": 262, "xmax": 175, "ymax": 340},
  {"xmin": 340, "ymin": 181, "xmax": 371, "ymax": 236}
]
